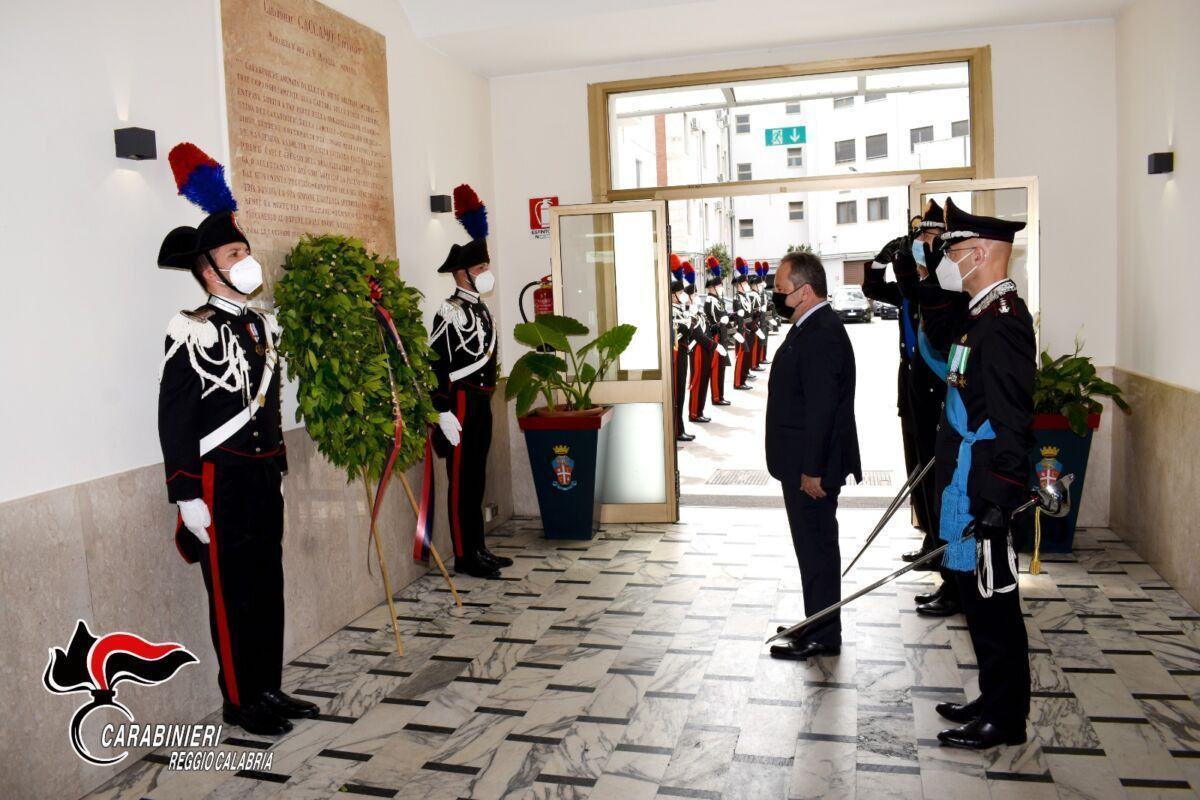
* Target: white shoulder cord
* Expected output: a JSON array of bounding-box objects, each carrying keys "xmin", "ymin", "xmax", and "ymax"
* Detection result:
[
  {"xmin": 429, "ymin": 301, "xmax": 488, "ymax": 357},
  {"xmin": 161, "ymin": 317, "xmax": 250, "ymax": 402}
]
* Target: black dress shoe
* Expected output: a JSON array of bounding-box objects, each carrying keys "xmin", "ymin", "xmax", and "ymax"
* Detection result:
[
  {"xmin": 260, "ymin": 689, "xmax": 320, "ymax": 719},
  {"xmin": 916, "ymin": 595, "xmax": 961, "ymax": 617},
  {"xmin": 223, "ymin": 702, "xmax": 292, "ymax": 736},
  {"xmin": 733, "ymin": 384, "xmax": 751, "ymax": 390},
  {"xmin": 769, "ymin": 640, "xmax": 840, "ymax": 661},
  {"xmin": 676, "ymin": 432, "xmax": 696, "ymax": 442},
  {"xmin": 481, "ymin": 548, "xmax": 513, "ymax": 568},
  {"xmin": 914, "ymin": 583, "xmax": 945, "ymax": 606},
  {"xmin": 454, "ymin": 557, "xmax": 501, "ymax": 579},
  {"xmin": 901, "ymin": 548, "xmax": 933, "ymax": 563},
  {"xmin": 689, "ymin": 415, "xmax": 711, "ymax": 424},
  {"xmin": 714, "ymin": 399, "xmax": 732, "ymax": 406},
  {"xmin": 935, "ymin": 699, "xmax": 982, "ymax": 724},
  {"xmin": 937, "ymin": 718, "xmax": 1026, "ymax": 750}
]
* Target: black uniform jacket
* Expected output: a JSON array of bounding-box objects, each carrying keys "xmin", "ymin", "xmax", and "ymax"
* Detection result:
[
  {"xmin": 428, "ymin": 287, "xmax": 498, "ymax": 413},
  {"xmin": 158, "ymin": 297, "xmax": 286, "ymax": 505},
  {"xmin": 863, "ymin": 254, "xmax": 946, "ymax": 413},
  {"xmin": 933, "ymin": 283, "xmax": 1036, "ymax": 515},
  {"xmin": 765, "ymin": 303, "xmax": 862, "ymax": 488}
]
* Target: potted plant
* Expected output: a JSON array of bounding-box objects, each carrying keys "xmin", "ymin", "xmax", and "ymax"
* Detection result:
[
  {"xmin": 506, "ymin": 314, "xmax": 636, "ymax": 539},
  {"xmin": 1022, "ymin": 345, "xmax": 1131, "ymax": 552}
]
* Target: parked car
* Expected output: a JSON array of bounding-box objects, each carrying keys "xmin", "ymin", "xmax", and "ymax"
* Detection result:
[
  {"xmin": 832, "ymin": 285, "xmax": 872, "ymax": 323},
  {"xmin": 874, "ymin": 301, "xmax": 899, "ymax": 320}
]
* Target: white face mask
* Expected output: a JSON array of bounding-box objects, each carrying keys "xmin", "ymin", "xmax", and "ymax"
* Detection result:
[
  {"xmin": 935, "ymin": 247, "xmax": 979, "ymax": 294},
  {"xmin": 220, "ymin": 255, "xmax": 263, "ymax": 295},
  {"xmin": 472, "ymin": 269, "xmax": 495, "ymax": 295}
]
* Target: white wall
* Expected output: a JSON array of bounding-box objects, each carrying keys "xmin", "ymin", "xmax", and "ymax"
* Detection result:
[
  {"xmin": 0, "ymin": 0, "xmax": 497, "ymax": 503},
  {"xmin": 490, "ymin": 20, "xmax": 1119, "ymax": 515},
  {"xmin": 1116, "ymin": 0, "xmax": 1200, "ymax": 390}
]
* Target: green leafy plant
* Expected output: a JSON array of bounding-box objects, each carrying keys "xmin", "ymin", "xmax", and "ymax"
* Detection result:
[
  {"xmin": 505, "ymin": 314, "xmax": 637, "ymax": 416},
  {"xmin": 704, "ymin": 243, "xmax": 731, "ymax": 274},
  {"xmin": 1034, "ymin": 346, "xmax": 1131, "ymax": 436},
  {"xmin": 786, "ymin": 243, "xmax": 817, "ymax": 255},
  {"xmin": 275, "ymin": 235, "xmax": 438, "ymax": 481}
]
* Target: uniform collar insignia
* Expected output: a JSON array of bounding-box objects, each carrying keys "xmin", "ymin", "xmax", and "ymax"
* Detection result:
[
  {"xmin": 208, "ymin": 294, "xmax": 247, "ymax": 315},
  {"xmin": 454, "ymin": 287, "xmax": 481, "ymax": 303},
  {"xmin": 969, "ymin": 278, "xmax": 1018, "ymax": 317}
]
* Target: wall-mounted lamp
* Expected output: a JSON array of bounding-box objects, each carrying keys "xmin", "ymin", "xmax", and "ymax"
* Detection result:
[
  {"xmin": 1148, "ymin": 152, "xmax": 1174, "ymax": 174},
  {"xmin": 115, "ymin": 127, "xmax": 157, "ymax": 160},
  {"xmin": 430, "ymin": 194, "xmax": 452, "ymax": 213}
]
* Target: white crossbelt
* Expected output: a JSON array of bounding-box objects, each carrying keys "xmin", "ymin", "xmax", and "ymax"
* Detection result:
[
  {"xmin": 449, "ymin": 332, "xmax": 496, "ymax": 383},
  {"xmin": 199, "ymin": 324, "xmax": 278, "ymax": 456}
]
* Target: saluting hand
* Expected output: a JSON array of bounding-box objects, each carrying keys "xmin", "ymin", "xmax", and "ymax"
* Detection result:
[{"xmin": 801, "ymin": 474, "xmax": 826, "ymax": 499}]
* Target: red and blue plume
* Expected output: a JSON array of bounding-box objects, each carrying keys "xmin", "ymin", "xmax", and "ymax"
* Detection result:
[
  {"xmin": 756, "ymin": 262, "xmax": 767, "ymax": 277},
  {"xmin": 735, "ymin": 256, "xmax": 748, "ymax": 277},
  {"xmin": 682, "ymin": 261, "xmax": 696, "ymax": 284},
  {"xmin": 670, "ymin": 253, "xmax": 682, "ymax": 271},
  {"xmin": 168, "ymin": 143, "xmax": 237, "ymax": 215},
  {"xmin": 706, "ymin": 255, "xmax": 721, "ymax": 277},
  {"xmin": 453, "ymin": 184, "xmax": 488, "ymax": 240}
]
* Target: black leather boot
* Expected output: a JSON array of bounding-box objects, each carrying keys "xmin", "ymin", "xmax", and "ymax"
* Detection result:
[
  {"xmin": 261, "ymin": 689, "xmax": 320, "ymax": 719},
  {"xmin": 223, "ymin": 701, "xmax": 292, "ymax": 736},
  {"xmin": 455, "ymin": 555, "xmax": 501, "ymax": 579},
  {"xmin": 937, "ymin": 718, "xmax": 1026, "ymax": 750},
  {"xmin": 481, "ymin": 547, "xmax": 513, "ymax": 568}
]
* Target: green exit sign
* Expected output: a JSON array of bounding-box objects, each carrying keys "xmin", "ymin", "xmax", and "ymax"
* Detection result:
[{"xmin": 764, "ymin": 126, "xmax": 806, "ymax": 146}]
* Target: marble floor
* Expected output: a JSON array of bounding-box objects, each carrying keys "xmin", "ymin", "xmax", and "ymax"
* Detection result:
[{"xmin": 84, "ymin": 507, "xmax": 1200, "ymax": 800}]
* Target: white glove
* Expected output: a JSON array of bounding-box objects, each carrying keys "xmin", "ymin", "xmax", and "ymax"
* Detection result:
[
  {"xmin": 734, "ymin": 333, "xmax": 745, "ymax": 344},
  {"xmin": 438, "ymin": 411, "xmax": 462, "ymax": 447},
  {"xmin": 687, "ymin": 341, "xmax": 696, "ymax": 351},
  {"xmin": 720, "ymin": 315, "xmax": 730, "ymax": 324},
  {"xmin": 737, "ymin": 310, "xmax": 746, "ymax": 318},
  {"xmin": 178, "ymin": 498, "xmax": 211, "ymax": 545},
  {"xmin": 716, "ymin": 344, "xmax": 727, "ymax": 357}
]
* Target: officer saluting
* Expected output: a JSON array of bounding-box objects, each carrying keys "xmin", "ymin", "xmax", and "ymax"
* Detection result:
[
  {"xmin": 157, "ymin": 143, "xmax": 318, "ymax": 736},
  {"xmin": 429, "ymin": 184, "xmax": 511, "ymax": 580},
  {"xmin": 924, "ymin": 198, "xmax": 1035, "ymax": 750}
]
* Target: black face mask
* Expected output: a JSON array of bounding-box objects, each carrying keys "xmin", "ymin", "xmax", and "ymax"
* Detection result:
[{"xmin": 771, "ymin": 290, "xmax": 794, "ymax": 319}]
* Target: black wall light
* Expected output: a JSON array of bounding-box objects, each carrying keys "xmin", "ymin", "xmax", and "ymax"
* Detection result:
[
  {"xmin": 115, "ymin": 127, "xmax": 157, "ymax": 160},
  {"xmin": 1148, "ymin": 152, "xmax": 1174, "ymax": 174},
  {"xmin": 430, "ymin": 194, "xmax": 452, "ymax": 213}
]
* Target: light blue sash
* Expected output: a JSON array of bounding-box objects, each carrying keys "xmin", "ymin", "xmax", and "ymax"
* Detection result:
[{"xmin": 919, "ymin": 331, "xmax": 995, "ymax": 573}]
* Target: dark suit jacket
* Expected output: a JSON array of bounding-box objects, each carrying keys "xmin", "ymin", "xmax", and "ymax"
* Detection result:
[{"xmin": 765, "ymin": 303, "xmax": 863, "ymax": 488}]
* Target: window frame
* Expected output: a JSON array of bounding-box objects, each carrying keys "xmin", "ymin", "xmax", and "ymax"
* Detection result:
[
  {"xmin": 785, "ymin": 101, "xmax": 802, "ymax": 115},
  {"xmin": 833, "ymin": 95, "xmax": 855, "ymax": 109},
  {"xmin": 910, "ymin": 124, "xmax": 934, "ymax": 153},
  {"xmin": 786, "ymin": 146, "xmax": 803, "ymax": 168},
  {"xmin": 588, "ymin": 47, "xmax": 994, "ymax": 202},
  {"xmin": 867, "ymin": 196, "xmax": 889, "ymax": 221},
  {"xmin": 734, "ymin": 113, "xmax": 750, "ymax": 134},
  {"xmin": 836, "ymin": 200, "xmax": 857, "ymax": 225},
  {"xmin": 738, "ymin": 218, "xmax": 755, "ymax": 238},
  {"xmin": 736, "ymin": 162, "xmax": 753, "ymax": 181},
  {"xmin": 788, "ymin": 201, "xmax": 805, "ymax": 221},
  {"xmin": 834, "ymin": 138, "xmax": 856, "ymax": 164},
  {"xmin": 951, "ymin": 118, "xmax": 970, "ymax": 138},
  {"xmin": 865, "ymin": 133, "xmax": 888, "ymax": 160}
]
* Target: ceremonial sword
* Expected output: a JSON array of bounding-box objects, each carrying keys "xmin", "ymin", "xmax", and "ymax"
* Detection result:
[
  {"xmin": 841, "ymin": 457, "xmax": 935, "ymax": 577},
  {"xmin": 767, "ymin": 474, "xmax": 1075, "ymax": 645}
]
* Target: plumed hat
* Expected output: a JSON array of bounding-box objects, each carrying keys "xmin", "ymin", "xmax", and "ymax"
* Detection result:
[
  {"xmin": 439, "ymin": 183, "xmax": 490, "ymax": 272},
  {"xmin": 158, "ymin": 143, "xmax": 248, "ymax": 270},
  {"xmin": 919, "ymin": 198, "xmax": 946, "ymax": 231},
  {"xmin": 670, "ymin": 254, "xmax": 685, "ymax": 293},
  {"xmin": 704, "ymin": 256, "xmax": 723, "ymax": 287}
]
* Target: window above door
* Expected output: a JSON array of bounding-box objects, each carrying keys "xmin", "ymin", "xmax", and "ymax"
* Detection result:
[{"xmin": 590, "ymin": 47, "xmax": 993, "ymax": 202}]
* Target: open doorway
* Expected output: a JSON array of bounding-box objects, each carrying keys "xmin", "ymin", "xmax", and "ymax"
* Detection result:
[{"xmin": 667, "ymin": 189, "xmax": 911, "ymax": 510}]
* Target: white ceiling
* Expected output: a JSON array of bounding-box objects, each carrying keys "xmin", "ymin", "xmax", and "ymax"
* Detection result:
[{"xmin": 396, "ymin": 0, "xmax": 1130, "ymax": 77}]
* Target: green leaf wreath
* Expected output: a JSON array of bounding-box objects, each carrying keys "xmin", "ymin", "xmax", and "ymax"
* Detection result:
[{"xmin": 275, "ymin": 235, "xmax": 438, "ymax": 482}]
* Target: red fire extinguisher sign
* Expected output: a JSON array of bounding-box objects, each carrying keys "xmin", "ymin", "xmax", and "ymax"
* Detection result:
[{"xmin": 529, "ymin": 197, "xmax": 558, "ymax": 239}]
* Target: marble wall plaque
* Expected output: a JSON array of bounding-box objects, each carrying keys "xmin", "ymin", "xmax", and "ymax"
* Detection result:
[{"xmin": 221, "ymin": 0, "xmax": 396, "ymax": 292}]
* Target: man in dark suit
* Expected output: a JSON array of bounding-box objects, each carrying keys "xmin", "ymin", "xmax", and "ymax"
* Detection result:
[{"xmin": 765, "ymin": 251, "xmax": 862, "ymax": 660}]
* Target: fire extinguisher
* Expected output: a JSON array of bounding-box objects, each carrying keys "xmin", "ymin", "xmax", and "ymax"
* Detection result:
[
  {"xmin": 519, "ymin": 274, "xmax": 554, "ymax": 353},
  {"xmin": 519, "ymin": 274, "xmax": 554, "ymax": 322}
]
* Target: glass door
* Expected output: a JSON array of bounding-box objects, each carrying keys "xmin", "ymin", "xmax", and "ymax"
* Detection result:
[
  {"xmin": 549, "ymin": 200, "xmax": 676, "ymax": 523},
  {"xmin": 910, "ymin": 177, "xmax": 1040, "ymax": 330}
]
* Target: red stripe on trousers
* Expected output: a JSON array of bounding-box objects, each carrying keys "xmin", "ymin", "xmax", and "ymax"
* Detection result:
[
  {"xmin": 449, "ymin": 390, "xmax": 467, "ymax": 558},
  {"xmin": 202, "ymin": 462, "xmax": 239, "ymax": 707},
  {"xmin": 710, "ymin": 349, "xmax": 722, "ymax": 402},
  {"xmin": 689, "ymin": 347, "xmax": 703, "ymax": 417}
]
